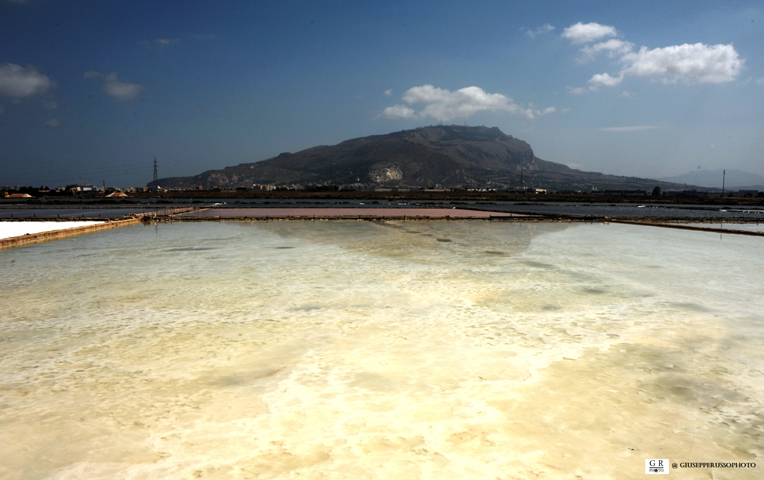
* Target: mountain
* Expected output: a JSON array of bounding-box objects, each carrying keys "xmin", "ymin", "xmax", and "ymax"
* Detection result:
[
  {"xmin": 150, "ymin": 125, "xmax": 680, "ymax": 191},
  {"xmin": 659, "ymin": 168, "xmax": 764, "ymax": 190}
]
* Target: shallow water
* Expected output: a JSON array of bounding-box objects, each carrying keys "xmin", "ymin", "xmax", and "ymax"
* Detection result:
[{"xmin": 0, "ymin": 221, "xmax": 762, "ymax": 479}]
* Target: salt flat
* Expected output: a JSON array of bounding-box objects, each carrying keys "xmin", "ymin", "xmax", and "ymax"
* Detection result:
[{"xmin": 1, "ymin": 221, "xmax": 761, "ymax": 479}]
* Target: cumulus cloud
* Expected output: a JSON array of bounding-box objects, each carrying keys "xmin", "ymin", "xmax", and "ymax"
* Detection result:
[
  {"xmin": 579, "ymin": 39, "xmax": 634, "ymax": 62},
  {"xmin": 381, "ymin": 85, "xmax": 555, "ymax": 121},
  {"xmin": 562, "ymin": 22, "xmax": 617, "ymax": 44},
  {"xmin": 621, "ymin": 43, "xmax": 743, "ymax": 84},
  {"xmin": 84, "ymin": 71, "xmax": 145, "ymax": 102},
  {"xmin": 589, "ymin": 72, "xmax": 624, "ymax": 87},
  {"xmin": 102, "ymin": 74, "xmax": 144, "ymax": 101},
  {"xmin": 384, "ymin": 89, "xmax": 392, "ymax": 96},
  {"xmin": 381, "ymin": 104, "xmax": 416, "ymax": 119},
  {"xmin": 526, "ymin": 24, "xmax": 555, "ymax": 39},
  {"xmin": 0, "ymin": 64, "xmax": 55, "ymax": 97},
  {"xmin": 620, "ymin": 90, "xmax": 635, "ymax": 98},
  {"xmin": 41, "ymin": 118, "xmax": 60, "ymax": 128},
  {"xmin": 564, "ymin": 22, "xmax": 744, "ymax": 93}
]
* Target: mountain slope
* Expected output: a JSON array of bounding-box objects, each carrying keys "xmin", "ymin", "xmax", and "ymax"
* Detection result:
[{"xmin": 151, "ymin": 125, "xmax": 678, "ymax": 191}]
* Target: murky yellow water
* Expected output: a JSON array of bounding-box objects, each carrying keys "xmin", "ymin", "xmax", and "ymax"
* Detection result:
[{"xmin": 0, "ymin": 221, "xmax": 762, "ymax": 479}]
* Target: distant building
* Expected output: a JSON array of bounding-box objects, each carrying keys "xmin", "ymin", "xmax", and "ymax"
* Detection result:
[
  {"xmin": 506, "ymin": 187, "xmax": 546, "ymax": 194},
  {"xmin": 593, "ymin": 189, "xmax": 649, "ymax": 196},
  {"xmin": 67, "ymin": 183, "xmax": 96, "ymax": 193},
  {"xmin": 735, "ymin": 190, "xmax": 760, "ymax": 198}
]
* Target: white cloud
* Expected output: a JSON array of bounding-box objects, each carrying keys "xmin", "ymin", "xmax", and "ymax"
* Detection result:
[
  {"xmin": 384, "ymin": 89, "xmax": 392, "ymax": 96},
  {"xmin": 41, "ymin": 118, "xmax": 60, "ymax": 128},
  {"xmin": 526, "ymin": 24, "xmax": 555, "ymax": 39},
  {"xmin": 620, "ymin": 90, "xmax": 634, "ymax": 98},
  {"xmin": 381, "ymin": 85, "xmax": 554, "ymax": 121},
  {"xmin": 566, "ymin": 22, "xmax": 744, "ymax": 94},
  {"xmin": 0, "ymin": 64, "xmax": 54, "ymax": 97},
  {"xmin": 589, "ymin": 72, "xmax": 624, "ymax": 87},
  {"xmin": 84, "ymin": 71, "xmax": 145, "ymax": 102},
  {"xmin": 600, "ymin": 126, "xmax": 659, "ymax": 132},
  {"xmin": 562, "ymin": 22, "xmax": 617, "ymax": 44},
  {"xmin": 620, "ymin": 43, "xmax": 743, "ymax": 84},
  {"xmin": 381, "ymin": 104, "xmax": 416, "ymax": 119},
  {"xmin": 579, "ymin": 39, "xmax": 634, "ymax": 62},
  {"xmin": 103, "ymin": 74, "xmax": 145, "ymax": 101},
  {"xmin": 757, "ymin": 77, "xmax": 764, "ymax": 84}
]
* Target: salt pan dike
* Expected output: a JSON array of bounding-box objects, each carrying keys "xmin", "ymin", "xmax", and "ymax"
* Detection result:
[
  {"xmin": 0, "ymin": 207, "xmax": 198, "ymax": 250},
  {"xmin": 0, "ymin": 221, "xmax": 762, "ymax": 479},
  {"xmin": 0, "ymin": 221, "xmax": 103, "ymax": 240}
]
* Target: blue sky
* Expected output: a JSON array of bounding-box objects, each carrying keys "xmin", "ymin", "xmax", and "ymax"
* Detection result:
[{"xmin": 1, "ymin": 0, "xmax": 762, "ymax": 187}]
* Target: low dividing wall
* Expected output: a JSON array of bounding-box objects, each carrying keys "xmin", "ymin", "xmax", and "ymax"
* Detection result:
[
  {"xmin": 611, "ymin": 220, "xmax": 764, "ymax": 237},
  {"xmin": 0, "ymin": 218, "xmax": 139, "ymax": 251},
  {"xmin": 0, "ymin": 206, "xmax": 201, "ymax": 250}
]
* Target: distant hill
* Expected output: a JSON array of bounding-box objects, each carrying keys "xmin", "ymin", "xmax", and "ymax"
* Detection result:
[
  {"xmin": 150, "ymin": 125, "xmax": 684, "ymax": 191},
  {"xmin": 659, "ymin": 168, "xmax": 764, "ymax": 190}
]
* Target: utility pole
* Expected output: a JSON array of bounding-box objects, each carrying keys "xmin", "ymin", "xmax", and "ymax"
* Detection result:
[
  {"xmin": 153, "ymin": 157, "xmax": 158, "ymax": 183},
  {"xmin": 722, "ymin": 169, "xmax": 726, "ymax": 198}
]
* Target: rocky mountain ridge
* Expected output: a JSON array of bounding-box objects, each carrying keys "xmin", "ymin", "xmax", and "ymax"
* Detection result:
[{"xmin": 150, "ymin": 125, "xmax": 682, "ymax": 191}]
